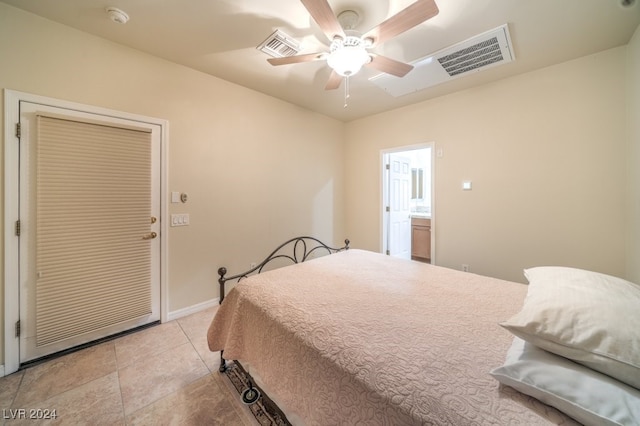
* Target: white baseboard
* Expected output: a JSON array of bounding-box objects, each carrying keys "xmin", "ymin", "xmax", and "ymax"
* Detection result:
[{"xmin": 166, "ymin": 297, "xmax": 219, "ymax": 322}]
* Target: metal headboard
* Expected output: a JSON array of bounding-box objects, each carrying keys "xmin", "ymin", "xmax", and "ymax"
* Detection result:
[{"xmin": 217, "ymin": 236, "xmax": 350, "ymax": 303}]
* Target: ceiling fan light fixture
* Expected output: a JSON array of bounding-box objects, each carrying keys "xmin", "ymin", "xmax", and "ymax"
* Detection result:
[{"xmin": 327, "ymin": 36, "xmax": 371, "ymax": 76}]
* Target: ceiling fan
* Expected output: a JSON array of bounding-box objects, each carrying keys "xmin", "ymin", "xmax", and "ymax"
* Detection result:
[{"xmin": 267, "ymin": 0, "xmax": 439, "ymax": 90}]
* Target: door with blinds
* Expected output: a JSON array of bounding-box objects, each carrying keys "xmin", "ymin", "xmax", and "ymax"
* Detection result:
[{"xmin": 19, "ymin": 101, "xmax": 161, "ymax": 363}]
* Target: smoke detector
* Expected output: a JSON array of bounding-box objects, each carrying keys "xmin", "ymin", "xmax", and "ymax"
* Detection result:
[{"xmin": 106, "ymin": 7, "xmax": 129, "ymax": 24}]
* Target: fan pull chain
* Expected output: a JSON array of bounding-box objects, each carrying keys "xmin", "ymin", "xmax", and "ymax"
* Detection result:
[{"xmin": 343, "ymin": 75, "xmax": 351, "ymax": 108}]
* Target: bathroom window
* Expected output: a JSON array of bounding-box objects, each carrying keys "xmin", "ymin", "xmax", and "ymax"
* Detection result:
[{"xmin": 411, "ymin": 168, "xmax": 424, "ymax": 200}]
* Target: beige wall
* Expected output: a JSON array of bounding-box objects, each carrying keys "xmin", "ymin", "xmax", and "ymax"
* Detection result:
[
  {"xmin": 345, "ymin": 47, "xmax": 628, "ymax": 284},
  {"xmin": 0, "ymin": 4, "xmax": 345, "ymax": 366},
  {"xmin": 628, "ymin": 25, "xmax": 640, "ymax": 283}
]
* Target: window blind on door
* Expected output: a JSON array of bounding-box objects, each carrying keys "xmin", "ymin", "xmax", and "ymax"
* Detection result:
[{"xmin": 36, "ymin": 115, "xmax": 153, "ymax": 347}]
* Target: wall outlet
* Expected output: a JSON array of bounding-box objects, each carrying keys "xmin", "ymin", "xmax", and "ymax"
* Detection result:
[{"xmin": 462, "ymin": 264, "xmax": 470, "ymax": 272}]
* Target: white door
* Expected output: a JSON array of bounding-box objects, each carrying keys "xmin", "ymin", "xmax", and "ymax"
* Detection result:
[
  {"xmin": 388, "ymin": 154, "xmax": 412, "ymax": 259},
  {"xmin": 18, "ymin": 101, "xmax": 161, "ymax": 363}
]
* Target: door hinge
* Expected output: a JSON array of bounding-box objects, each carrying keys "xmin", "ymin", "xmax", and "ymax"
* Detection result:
[
  {"xmin": 386, "ymin": 250, "xmax": 390, "ymax": 255},
  {"xmin": 15, "ymin": 320, "xmax": 21, "ymax": 338},
  {"xmin": 15, "ymin": 220, "xmax": 21, "ymax": 236},
  {"xmin": 15, "ymin": 123, "xmax": 21, "ymax": 139},
  {"xmin": 385, "ymin": 206, "xmax": 390, "ymax": 212},
  {"xmin": 385, "ymin": 163, "xmax": 390, "ymax": 170}
]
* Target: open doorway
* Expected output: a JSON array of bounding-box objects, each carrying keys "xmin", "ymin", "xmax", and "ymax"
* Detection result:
[{"xmin": 381, "ymin": 144, "xmax": 434, "ymax": 263}]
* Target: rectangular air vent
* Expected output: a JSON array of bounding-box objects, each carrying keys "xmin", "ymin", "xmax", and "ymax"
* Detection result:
[
  {"xmin": 370, "ymin": 24, "xmax": 514, "ymax": 97},
  {"xmin": 257, "ymin": 29, "xmax": 301, "ymax": 58},
  {"xmin": 438, "ymin": 36, "xmax": 505, "ymax": 76}
]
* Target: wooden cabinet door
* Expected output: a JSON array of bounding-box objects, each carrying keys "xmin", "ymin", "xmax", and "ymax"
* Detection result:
[{"xmin": 411, "ymin": 218, "xmax": 431, "ymax": 261}]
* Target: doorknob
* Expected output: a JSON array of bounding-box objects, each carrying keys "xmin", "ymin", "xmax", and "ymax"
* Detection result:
[{"xmin": 142, "ymin": 232, "xmax": 157, "ymax": 240}]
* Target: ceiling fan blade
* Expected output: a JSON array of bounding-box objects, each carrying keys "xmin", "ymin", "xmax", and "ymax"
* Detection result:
[
  {"xmin": 363, "ymin": 0, "xmax": 439, "ymax": 46},
  {"xmin": 300, "ymin": 0, "xmax": 345, "ymax": 41},
  {"xmin": 267, "ymin": 52, "xmax": 325, "ymax": 66},
  {"xmin": 366, "ymin": 55, "xmax": 414, "ymax": 77},
  {"xmin": 324, "ymin": 70, "xmax": 343, "ymax": 90}
]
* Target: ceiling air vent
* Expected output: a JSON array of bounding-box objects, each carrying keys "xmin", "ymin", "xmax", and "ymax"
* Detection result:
[
  {"xmin": 257, "ymin": 30, "xmax": 301, "ymax": 58},
  {"xmin": 438, "ymin": 36, "xmax": 505, "ymax": 76},
  {"xmin": 370, "ymin": 24, "xmax": 515, "ymax": 97}
]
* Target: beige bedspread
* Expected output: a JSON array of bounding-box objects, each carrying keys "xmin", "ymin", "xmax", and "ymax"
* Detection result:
[{"xmin": 208, "ymin": 249, "xmax": 578, "ymax": 425}]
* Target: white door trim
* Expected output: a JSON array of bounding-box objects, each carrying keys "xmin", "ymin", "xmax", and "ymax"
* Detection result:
[
  {"xmin": 3, "ymin": 89, "xmax": 169, "ymax": 375},
  {"xmin": 380, "ymin": 142, "xmax": 435, "ymax": 262}
]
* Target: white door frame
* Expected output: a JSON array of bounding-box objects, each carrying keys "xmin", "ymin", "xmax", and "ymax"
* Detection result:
[
  {"xmin": 380, "ymin": 142, "xmax": 435, "ymax": 262},
  {"xmin": 3, "ymin": 89, "xmax": 169, "ymax": 375}
]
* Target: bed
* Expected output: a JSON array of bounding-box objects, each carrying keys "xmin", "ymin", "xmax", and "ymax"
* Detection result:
[{"xmin": 208, "ymin": 237, "xmax": 640, "ymax": 425}]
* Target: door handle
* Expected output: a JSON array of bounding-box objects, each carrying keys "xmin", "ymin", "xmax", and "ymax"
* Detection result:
[{"xmin": 142, "ymin": 232, "xmax": 157, "ymax": 240}]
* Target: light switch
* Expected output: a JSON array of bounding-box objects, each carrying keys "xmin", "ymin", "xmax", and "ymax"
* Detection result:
[
  {"xmin": 170, "ymin": 213, "xmax": 190, "ymax": 227},
  {"xmin": 171, "ymin": 192, "xmax": 181, "ymax": 203},
  {"xmin": 462, "ymin": 181, "xmax": 472, "ymax": 190}
]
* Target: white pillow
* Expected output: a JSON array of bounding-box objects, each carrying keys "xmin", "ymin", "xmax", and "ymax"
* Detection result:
[
  {"xmin": 491, "ymin": 337, "xmax": 640, "ymax": 426},
  {"xmin": 500, "ymin": 266, "xmax": 640, "ymax": 390}
]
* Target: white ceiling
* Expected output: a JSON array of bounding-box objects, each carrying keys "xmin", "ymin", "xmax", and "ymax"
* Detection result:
[{"xmin": 3, "ymin": 0, "xmax": 639, "ymax": 121}]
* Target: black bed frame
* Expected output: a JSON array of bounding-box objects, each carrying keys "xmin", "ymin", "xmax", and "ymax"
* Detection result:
[
  {"xmin": 217, "ymin": 236, "xmax": 350, "ymax": 304},
  {"xmin": 215, "ymin": 236, "xmax": 349, "ymax": 406}
]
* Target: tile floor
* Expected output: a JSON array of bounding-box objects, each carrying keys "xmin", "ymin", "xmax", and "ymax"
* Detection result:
[{"xmin": 0, "ymin": 305, "xmax": 257, "ymax": 425}]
